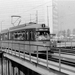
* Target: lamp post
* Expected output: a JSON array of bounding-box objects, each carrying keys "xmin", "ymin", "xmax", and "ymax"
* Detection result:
[{"xmin": 1, "ymin": 20, "xmax": 4, "ymax": 31}]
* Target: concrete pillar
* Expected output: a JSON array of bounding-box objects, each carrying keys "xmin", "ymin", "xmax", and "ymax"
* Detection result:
[
  {"xmin": 17, "ymin": 67, "xmax": 20, "ymax": 75},
  {"xmin": 11, "ymin": 61, "xmax": 15, "ymax": 75},
  {"xmin": 17, "ymin": 64, "xmax": 24, "ymax": 75},
  {"xmin": 21, "ymin": 66, "xmax": 25, "ymax": 75},
  {"xmin": 4, "ymin": 58, "xmax": 7, "ymax": 75},
  {"xmin": 7, "ymin": 60, "xmax": 12, "ymax": 75},
  {"xmin": 9, "ymin": 60, "xmax": 12, "ymax": 75},
  {"xmin": 6, "ymin": 59, "xmax": 8, "ymax": 75},
  {"xmin": 1, "ymin": 53, "xmax": 3, "ymax": 75},
  {"xmin": 15, "ymin": 67, "xmax": 19, "ymax": 75},
  {"xmin": 27, "ymin": 68, "xmax": 29, "ymax": 75},
  {"xmin": 17, "ymin": 64, "xmax": 20, "ymax": 75},
  {"xmin": 8, "ymin": 60, "xmax": 10, "ymax": 75},
  {"xmin": 13, "ymin": 66, "xmax": 15, "ymax": 75},
  {"xmin": 14, "ymin": 67, "xmax": 17, "ymax": 75}
]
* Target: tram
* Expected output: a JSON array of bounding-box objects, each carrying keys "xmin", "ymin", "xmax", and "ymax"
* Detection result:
[{"xmin": 0, "ymin": 23, "xmax": 56, "ymax": 53}]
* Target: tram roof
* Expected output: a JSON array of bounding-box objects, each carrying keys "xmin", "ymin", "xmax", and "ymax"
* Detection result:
[{"xmin": 9, "ymin": 23, "xmax": 49, "ymax": 32}]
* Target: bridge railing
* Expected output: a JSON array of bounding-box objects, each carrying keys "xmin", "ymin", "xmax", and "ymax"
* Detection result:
[{"xmin": 0, "ymin": 40, "xmax": 75, "ymax": 73}]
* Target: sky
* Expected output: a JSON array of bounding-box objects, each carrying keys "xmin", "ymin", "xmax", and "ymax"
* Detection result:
[
  {"xmin": 0, "ymin": 0, "xmax": 51, "ymax": 31},
  {"xmin": 0, "ymin": 0, "xmax": 75, "ymax": 34},
  {"xmin": 58, "ymin": 0, "xmax": 75, "ymax": 33}
]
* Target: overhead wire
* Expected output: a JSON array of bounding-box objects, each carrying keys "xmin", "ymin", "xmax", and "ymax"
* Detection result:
[{"xmin": 19, "ymin": 1, "xmax": 52, "ymax": 14}]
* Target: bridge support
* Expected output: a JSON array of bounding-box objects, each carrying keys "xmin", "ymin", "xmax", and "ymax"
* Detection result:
[
  {"xmin": 2, "ymin": 60, "xmax": 39, "ymax": 75},
  {"xmin": 0, "ymin": 52, "xmax": 3, "ymax": 75}
]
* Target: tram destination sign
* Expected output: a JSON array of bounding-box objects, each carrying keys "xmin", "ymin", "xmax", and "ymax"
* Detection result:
[{"xmin": 38, "ymin": 28, "xmax": 49, "ymax": 31}]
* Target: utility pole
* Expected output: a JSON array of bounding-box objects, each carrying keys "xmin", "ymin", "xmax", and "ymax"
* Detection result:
[
  {"xmin": 47, "ymin": 6, "xmax": 49, "ymax": 27},
  {"xmin": 30, "ymin": 14, "xmax": 31, "ymax": 22},
  {"xmin": 36, "ymin": 10, "xmax": 38, "ymax": 24}
]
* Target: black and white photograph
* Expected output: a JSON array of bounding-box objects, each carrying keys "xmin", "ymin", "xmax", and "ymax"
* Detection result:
[{"xmin": 0, "ymin": 0, "xmax": 75, "ymax": 75}]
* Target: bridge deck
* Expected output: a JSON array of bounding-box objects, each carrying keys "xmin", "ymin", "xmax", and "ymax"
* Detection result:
[{"xmin": 1, "ymin": 49, "xmax": 75, "ymax": 75}]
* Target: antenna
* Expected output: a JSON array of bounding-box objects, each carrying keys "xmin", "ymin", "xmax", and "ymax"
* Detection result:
[{"xmin": 11, "ymin": 15, "xmax": 21, "ymax": 26}]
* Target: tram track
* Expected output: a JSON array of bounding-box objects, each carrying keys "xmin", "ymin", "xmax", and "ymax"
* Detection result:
[
  {"xmin": 49, "ymin": 57, "xmax": 75, "ymax": 67},
  {"xmin": 36, "ymin": 52, "xmax": 75, "ymax": 67},
  {"xmin": 51, "ymin": 47, "xmax": 75, "ymax": 55}
]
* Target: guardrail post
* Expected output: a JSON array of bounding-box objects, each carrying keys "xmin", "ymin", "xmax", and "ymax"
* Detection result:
[
  {"xmin": 19, "ymin": 50, "xmax": 20, "ymax": 57},
  {"xmin": 37, "ymin": 45, "xmax": 38, "ymax": 64},
  {"xmin": 29, "ymin": 44, "xmax": 31, "ymax": 61},
  {"xmin": 15, "ymin": 50, "xmax": 16, "ymax": 56},
  {"xmin": 8, "ymin": 42, "xmax": 9, "ymax": 53},
  {"xmin": 59, "ymin": 48, "xmax": 61, "ymax": 71},
  {"xmin": 46, "ymin": 47, "xmax": 48, "ymax": 68},
  {"xmin": 19, "ymin": 43, "xmax": 20, "ymax": 57},
  {"xmin": 71, "ymin": 40, "xmax": 72, "ymax": 49},
  {"xmin": 24, "ymin": 43, "xmax": 26, "ymax": 59},
  {"xmin": 65, "ymin": 41, "xmax": 66, "ymax": 48},
  {"xmin": 14, "ymin": 43, "xmax": 16, "ymax": 55},
  {"xmin": 11, "ymin": 41, "xmax": 13, "ymax": 55},
  {"xmin": 24, "ymin": 51, "xmax": 25, "ymax": 59}
]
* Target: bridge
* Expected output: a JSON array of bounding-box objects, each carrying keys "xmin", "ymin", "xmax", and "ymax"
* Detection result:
[{"xmin": 0, "ymin": 41, "xmax": 75, "ymax": 75}]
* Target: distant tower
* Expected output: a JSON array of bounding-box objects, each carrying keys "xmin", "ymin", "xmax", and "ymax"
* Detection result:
[{"xmin": 52, "ymin": 0, "xmax": 58, "ymax": 35}]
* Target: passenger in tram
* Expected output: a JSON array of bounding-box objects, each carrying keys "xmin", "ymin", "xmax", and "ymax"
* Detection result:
[{"xmin": 35, "ymin": 31, "xmax": 50, "ymax": 40}]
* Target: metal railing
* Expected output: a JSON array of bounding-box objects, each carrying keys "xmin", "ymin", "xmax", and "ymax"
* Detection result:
[{"xmin": 0, "ymin": 40, "xmax": 75, "ymax": 73}]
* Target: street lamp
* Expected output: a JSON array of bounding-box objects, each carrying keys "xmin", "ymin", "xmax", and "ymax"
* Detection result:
[{"xmin": 1, "ymin": 20, "xmax": 4, "ymax": 31}]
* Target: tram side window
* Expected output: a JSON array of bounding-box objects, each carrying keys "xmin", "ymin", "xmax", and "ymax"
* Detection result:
[
  {"xmin": 4, "ymin": 33, "xmax": 8, "ymax": 40},
  {"xmin": 1, "ymin": 33, "xmax": 8, "ymax": 40},
  {"xmin": 23, "ymin": 31, "xmax": 26, "ymax": 40},
  {"xmin": 26, "ymin": 31, "xmax": 29, "ymax": 40},
  {"xmin": 11, "ymin": 33, "xmax": 14, "ymax": 40},
  {"xmin": 1, "ymin": 34, "xmax": 4, "ymax": 40},
  {"xmin": 16, "ymin": 32, "xmax": 23, "ymax": 40},
  {"xmin": 20, "ymin": 31, "xmax": 24, "ymax": 40},
  {"xmin": 28, "ymin": 30, "xmax": 35, "ymax": 41},
  {"xmin": 30, "ymin": 31, "xmax": 34, "ymax": 41},
  {"xmin": 22, "ymin": 31, "xmax": 25, "ymax": 40}
]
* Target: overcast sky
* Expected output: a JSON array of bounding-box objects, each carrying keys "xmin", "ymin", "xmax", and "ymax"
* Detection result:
[
  {"xmin": 0, "ymin": 0, "xmax": 51, "ymax": 30},
  {"xmin": 0, "ymin": 0, "xmax": 75, "ymax": 34},
  {"xmin": 58, "ymin": 0, "xmax": 75, "ymax": 33}
]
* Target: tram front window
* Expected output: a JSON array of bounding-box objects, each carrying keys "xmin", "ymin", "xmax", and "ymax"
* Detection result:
[{"xmin": 36, "ymin": 31, "xmax": 50, "ymax": 41}]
